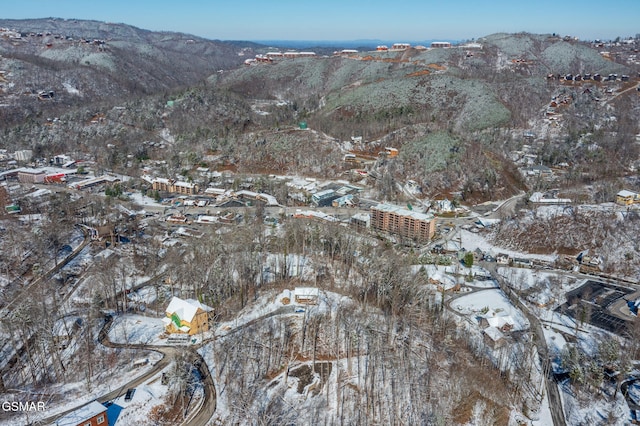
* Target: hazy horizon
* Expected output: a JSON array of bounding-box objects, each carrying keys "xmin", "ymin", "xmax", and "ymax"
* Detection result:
[{"xmin": 1, "ymin": 0, "xmax": 639, "ymax": 42}]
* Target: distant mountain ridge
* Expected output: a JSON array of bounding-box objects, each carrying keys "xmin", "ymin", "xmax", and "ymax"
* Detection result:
[
  {"xmin": 252, "ymin": 39, "xmax": 461, "ymax": 50},
  {"xmin": 0, "ymin": 18, "xmax": 258, "ymax": 126}
]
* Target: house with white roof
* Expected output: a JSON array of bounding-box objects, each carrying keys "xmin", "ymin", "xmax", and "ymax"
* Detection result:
[
  {"xmin": 483, "ymin": 326, "xmax": 506, "ymax": 349},
  {"xmin": 478, "ymin": 311, "xmax": 515, "ymax": 332},
  {"xmin": 616, "ymin": 189, "xmax": 640, "ymax": 206},
  {"xmin": 162, "ymin": 296, "xmax": 212, "ymax": 335},
  {"xmin": 294, "ymin": 287, "xmax": 320, "ymax": 305},
  {"xmin": 55, "ymin": 400, "xmax": 107, "ymax": 426}
]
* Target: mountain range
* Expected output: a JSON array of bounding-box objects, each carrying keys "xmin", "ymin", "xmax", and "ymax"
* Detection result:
[{"xmin": 1, "ymin": 19, "xmax": 638, "ymax": 202}]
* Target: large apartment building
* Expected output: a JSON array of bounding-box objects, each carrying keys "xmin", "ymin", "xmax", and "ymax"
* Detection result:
[
  {"xmin": 371, "ymin": 203, "xmax": 436, "ymax": 241},
  {"xmin": 152, "ymin": 178, "xmax": 198, "ymax": 195}
]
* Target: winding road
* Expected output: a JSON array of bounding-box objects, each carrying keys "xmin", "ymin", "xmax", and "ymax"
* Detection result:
[
  {"xmin": 41, "ymin": 314, "xmax": 216, "ymax": 426},
  {"xmin": 486, "ymin": 263, "xmax": 567, "ymax": 426}
]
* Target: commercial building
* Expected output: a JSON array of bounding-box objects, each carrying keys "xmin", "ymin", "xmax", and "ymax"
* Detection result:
[{"xmin": 371, "ymin": 203, "xmax": 436, "ymax": 241}]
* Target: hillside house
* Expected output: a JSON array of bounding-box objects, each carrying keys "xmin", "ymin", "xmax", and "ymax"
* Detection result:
[
  {"xmin": 513, "ymin": 257, "xmax": 532, "ymax": 268},
  {"xmin": 162, "ymin": 296, "xmax": 212, "ymax": 335},
  {"xmin": 483, "ymin": 327, "xmax": 506, "ymax": 349},
  {"xmin": 382, "ymin": 147, "xmax": 399, "ymax": 157},
  {"xmin": 87, "ymin": 224, "xmax": 116, "ymax": 242},
  {"xmin": 496, "ymin": 253, "xmax": 510, "ymax": 265},
  {"xmin": 616, "ymin": 189, "xmax": 640, "ymax": 205},
  {"xmin": 55, "ymin": 400, "xmax": 108, "ymax": 426},
  {"xmin": 524, "ymin": 165, "xmax": 553, "ymax": 178},
  {"xmin": 294, "ymin": 287, "xmax": 320, "ymax": 305},
  {"xmin": 479, "ymin": 313, "xmax": 515, "ymax": 333}
]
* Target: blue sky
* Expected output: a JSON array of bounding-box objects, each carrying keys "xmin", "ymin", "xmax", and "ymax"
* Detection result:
[{"xmin": 2, "ymin": 0, "xmax": 638, "ymax": 41}]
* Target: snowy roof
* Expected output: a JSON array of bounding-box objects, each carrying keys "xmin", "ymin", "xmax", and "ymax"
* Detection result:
[
  {"xmin": 617, "ymin": 190, "xmax": 638, "ymax": 197},
  {"xmin": 55, "ymin": 400, "xmax": 107, "ymax": 426},
  {"xmin": 480, "ymin": 312, "xmax": 515, "ymax": 329},
  {"xmin": 294, "ymin": 287, "xmax": 319, "ymax": 297},
  {"xmin": 372, "ymin": 203, "xmax": 434, "ymax": 221},
  {"xmin": 165, "ymin": 297, "xmax": 212, "ymax": 323},
  {"xmin": 484, "ymin": 326, "xmax": 505, "ymax": 342}
]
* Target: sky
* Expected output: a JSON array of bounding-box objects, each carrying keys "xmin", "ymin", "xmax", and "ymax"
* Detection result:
[{"xmin": 2, "ymin": 0, "xmax": 639, "ymax": 42}]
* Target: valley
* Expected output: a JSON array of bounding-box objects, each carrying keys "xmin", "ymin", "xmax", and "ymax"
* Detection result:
[{"xmin": 0, "ymin": 19, "xmax": 640, "ymax": 426}]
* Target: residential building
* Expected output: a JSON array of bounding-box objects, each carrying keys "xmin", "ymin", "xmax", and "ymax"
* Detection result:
[
  {"xmin": 616, "ymin": 189, "xmax": 640, "ymax": 205},
  {"xmin": 162, "ymin": 296, "xmax": 212, "ymax": 335},
  {"xmin": 294, "ymin": 287, "xmax": 320, "ymax": 305},
  {"xmin": 431, "ymin": 41, "xmax": 452, "ymax": 48},
  {"xmin": 483, "ymin": 327, "xmax": 506, "ymax": 349},
  {"xmin": 55, "ymin": 400, "xmax": 108, "ymax": 426},
  {"xmin": 496, "ymin": 253, "xmax": 511, "ymax": 265},
  {"xmin": 525, "ymin": 165, "xmax": 553, "ymax": 178},
  {"xmin": 370, "ymin": 203, "xmax": 436, "ymax": 241},
  {"xmin": 350, "ymin": 212, "xmax": 370, "ymax": 230},
  {"xmin": 152, "ymin": 178, "xmax": 198, "ymax": 195}
]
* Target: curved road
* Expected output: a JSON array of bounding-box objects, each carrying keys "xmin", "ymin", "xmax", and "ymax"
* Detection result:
[{"xmin": 42, "ymin": 315, "xmax": 216, "ymax": 426}]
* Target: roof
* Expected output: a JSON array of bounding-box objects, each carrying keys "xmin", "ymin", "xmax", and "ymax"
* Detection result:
[
  {"xmin": 484, "ymin": 326, "xmax": 505, "ymax": 342},
  {"xmin": 481, "ymin": 313, "xmax": 515, "ymax": 329},
  {"xmin": 55, "ymin": 401, "xmax": 106, "ymax": 426},
  {"xmin": 372, "ymin": 203, "xmax": 434, "ymax": 221},
  {"xmin": 294, "ymin": 287, "xmax": 319, "ymax": 297},
  {"xmin": 166, "ymin": 296, "xmax": 212, "ymax": 323},
  {"xmin": 617, "ymin": 190, "xmax": 638, "ymax": 197}
]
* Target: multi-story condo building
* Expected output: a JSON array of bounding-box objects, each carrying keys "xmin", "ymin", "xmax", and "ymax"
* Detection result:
[{"xmin": 371, "ymin": 203, "xmax": 436, "ymax": 241}]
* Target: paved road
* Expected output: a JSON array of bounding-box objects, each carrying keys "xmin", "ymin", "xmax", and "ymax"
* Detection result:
[{"xmin": 40, "ymin": 314, "xmax": 216, "ymax": 426}]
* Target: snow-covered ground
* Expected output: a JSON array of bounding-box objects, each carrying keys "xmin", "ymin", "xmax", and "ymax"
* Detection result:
[
  {"xmin": 411, "ymin": 264, "xmax": 498, "ymax": 290},
  {"xmin": 216, "ymin": 288, "xmax": 350, "ymax": 336},
  {"xmin": 559, "ymin": 379, "xmax": 629, "ymax": 425},
  {"xmin": 459, "ymin": 229, "xmax": 557, "ymax": 262},
  {"xmin": 108, "ymin": 314, "xmax": 167, "ymax": 346},
  {"xmin": 127, "ymin": 191, "xmax": 164, "ymax": 209},
  {"xmin": 497, "ymin": 267, "xmax": 579, "ymax": 291},
  {"xmin": 450, "ymin": 289, "xmax": 529, "ymax": 330},
  {"xmin": 110, "ymin": 378, "xmax": 175, "ymax": 426},
  {"xmin": 5, "ymin": 347, "xmax": 163, "ymax": 426}
]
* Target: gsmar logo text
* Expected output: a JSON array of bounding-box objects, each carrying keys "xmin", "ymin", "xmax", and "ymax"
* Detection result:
[{"xmin": 2, "ymin": 401, "xmax": 46, "ymax": 412}]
